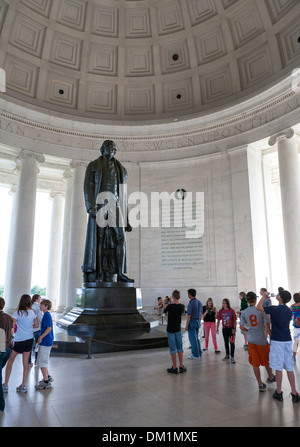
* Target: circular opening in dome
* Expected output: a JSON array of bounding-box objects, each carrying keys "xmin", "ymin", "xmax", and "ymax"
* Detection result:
[
  {"xmin": 176, "ymin": 94, "xmax": 181, "ymax": 99},
  {"xmin": 172, "ymin": 54, "xmax": 179, "ymax": 61},
  {"xmin": 58, "ymin": 89, "xmax": 64, "ymax": 95}
]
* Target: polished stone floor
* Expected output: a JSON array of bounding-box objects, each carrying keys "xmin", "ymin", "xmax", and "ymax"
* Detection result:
[{"xmin": 1, "ymin": 315, "xmax": 300, "ymax": 428}]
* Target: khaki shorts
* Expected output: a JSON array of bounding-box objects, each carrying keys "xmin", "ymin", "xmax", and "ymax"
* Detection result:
[
  {"xmin": 37, "ymin": 345, "xmax": 51, "ymax": 368},
  {"xmin": 248, "ymin": 342, "xmax": 270, "ymax": 367}
]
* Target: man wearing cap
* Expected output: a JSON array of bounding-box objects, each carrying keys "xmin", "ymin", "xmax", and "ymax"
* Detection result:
[{"xmin": 257, "ymin": 288, "xmax": 300, "ymax": 403}]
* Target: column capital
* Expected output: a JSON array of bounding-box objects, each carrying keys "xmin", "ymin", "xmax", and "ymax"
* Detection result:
[
  {"xmin": 8, "ymin": 184, "xmax": 17, "ymax": 195},
  {"xmin": 70, "ymin": 159, "xmax": 88, "ymax": 169},
  {"xmin": 18, "ymin": 149, "xmax": 45, "ymax": 164},
  {"xmin": 268, "ymin": 128, "xmax": 294, "ymax": 147},
  {"xmin": 49, "ymin": 190, "xmax": 65, "ymax": 200},
  {"xmin": 63, "ymin": 169, "xmax": 73, "ymax": 181}
]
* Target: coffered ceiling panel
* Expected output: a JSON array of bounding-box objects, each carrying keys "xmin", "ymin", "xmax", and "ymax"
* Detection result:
[{"xmin": 0, "ymin": 0, "xmax": 299, "ymax": 122}]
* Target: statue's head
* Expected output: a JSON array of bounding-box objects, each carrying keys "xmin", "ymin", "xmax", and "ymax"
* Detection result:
[{"xmin": 100, "ymin": 140, "xmax": 117, "ymax": 160}]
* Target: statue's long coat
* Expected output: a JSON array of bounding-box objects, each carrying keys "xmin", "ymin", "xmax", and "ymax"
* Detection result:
[{"xmin": 81, "ymin": 155, "xmax": 128, "ymax": 276}]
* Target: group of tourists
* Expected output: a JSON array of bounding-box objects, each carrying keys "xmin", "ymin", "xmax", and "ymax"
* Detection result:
[
  {"xmin": 0, "ymin": 294, "xmax": 54, "ymax": 412},
  {"xmin": 162, "ymin": 287, "xmax": 300, "ymax": 403}
]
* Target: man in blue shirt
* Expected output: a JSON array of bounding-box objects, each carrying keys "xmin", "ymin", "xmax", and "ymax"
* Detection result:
[
  {"xmin": 185, "ymin": 289, "xmax": 203, "ymax": 359},
  {"xmin": 257, "ymin": 288, "xmax": 299, "ymax": 403},
  {"xmin": 36, "ymin": 300, "xmax": 54, "ymax": 390}
]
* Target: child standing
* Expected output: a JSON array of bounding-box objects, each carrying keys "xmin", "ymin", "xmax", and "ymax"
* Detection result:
[
  {"xmin": 291, "ymin": 292, "xmax": 300, "ymax": 360},
  {"xmin": 257, "ymin": 288, "xmax": 299, "ymax": 403},
  {"xmin": 163, "ymin": 290, "xmax": 186, "ymax": 374},
  {"xmin": 216, "ymin": 299, "xmax": 237, "ymax": 363},
  {"xmin": 237, "ymin": 291, "xmax": 249, "ymax": 350},
  {"xmin": 35, "ymin": 300, "xmax": 54, "ymax": 390},
  {"xmin": 240, "ymin": 292, "xmax": 275, "ymax": 392}
]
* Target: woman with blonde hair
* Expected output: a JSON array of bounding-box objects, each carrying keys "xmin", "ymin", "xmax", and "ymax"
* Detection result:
[{"xmin": 202, "ymin": 298, "xmax": 220, "ymax": 354}]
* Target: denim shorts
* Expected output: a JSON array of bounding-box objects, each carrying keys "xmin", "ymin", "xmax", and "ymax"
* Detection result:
[{"xmin": 167, "ymin": 331, "xmax": 183, "ymax": 355}]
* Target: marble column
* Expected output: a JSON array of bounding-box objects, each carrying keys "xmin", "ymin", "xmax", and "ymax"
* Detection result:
[
  {"xmin": 46, "ymin": 191, "xmax": 64, "ymax": 308},
  {"xmin": 65, "ymin": 160, "xmax": 87, "ymax": 313},
  {"xmin": 269, "ymin": 129, "xmax": 300, "ymax": 293},
  {"xmin": 5, "ymin": 150, "xmax": 45, "ymax": 314},
  {"xmin": 3, "ymin": 184, "xmax": 18, "ymax": 304},
  {"xmin": 57, "ymin": 170, "xmax": 73, "ymax": 313},
  {"xmin": 228, "ymin": 146, "xmax": 256, "ymax": 292}
]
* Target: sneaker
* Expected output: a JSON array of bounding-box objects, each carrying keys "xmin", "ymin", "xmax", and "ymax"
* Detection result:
[
  {"xmin": 267, "ymin": 375, "xmax": 276, "ymax": 384},
  {"xmin": 2, "ymin": 384, "xmax": 8, "ymax": 393},
  {"xmin": 188, "ymin": 355, "xmax": 200, "ymax": 359},
  {"xmin": 35, "ymin": 380, "xmax": 52, "ymax": 390},
  {"xmin": 273, "ymin": 390, "xmax": 283, "ymax": 402},
  {"xmin": 259, "ymin": 383, "xmax": 266, "ymax": 392},
  {"xmin": 222, "ymin": 355, "xmax": 230, "ymax": 361},
  {"xmin": 202, "ymin": 348, "xmax": 208, "ymax": 351},
  {"xmin": 48, "ymin": 375, "xmax": 54, "ymax": 383},
  {"xmin": 291, "ymin": 393, "xmax": 300, "ymax": 403},
  {"xmin": 167, "ymin": 366, "xmax": 178, "ymax": 374},
  {"xmin": 179, "ymin": 366, "xmax": 187, "ymax": 373},
  {"xmin": 16, "ymin": 385, "xmax": 27, "ymax": 393},
  {"xmin": 230, "ymin": 357, "xmax": 236, "ymax": 364},
  {"xmin": 215, "ymin": 350, "xmax": 221, "ymax": 354}
]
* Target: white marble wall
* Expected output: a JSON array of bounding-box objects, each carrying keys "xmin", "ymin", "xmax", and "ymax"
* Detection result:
[{"xmin": 126, "ymin": 151, "xmax": 241, "ymax": 311}]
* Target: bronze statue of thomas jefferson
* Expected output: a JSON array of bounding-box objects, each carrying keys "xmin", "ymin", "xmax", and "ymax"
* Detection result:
[{"xmin": 82, "ymin": 140, "xmax": 134, "ymax": 283}]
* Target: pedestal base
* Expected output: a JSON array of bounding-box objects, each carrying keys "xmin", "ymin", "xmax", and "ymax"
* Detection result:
[{"xmin": 55, "ymin": 285, "xmax": 168, "ymax": 354}]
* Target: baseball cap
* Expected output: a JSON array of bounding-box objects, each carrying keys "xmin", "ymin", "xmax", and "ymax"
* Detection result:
[{"xmin": 279, "ymin": 289, "xmax": 291, "ymax": 304}]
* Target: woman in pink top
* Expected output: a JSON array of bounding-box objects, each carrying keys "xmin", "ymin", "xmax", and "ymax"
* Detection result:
[{"xmin": 216, "ymin": 299, "xmax": 237, "ymax": 363}]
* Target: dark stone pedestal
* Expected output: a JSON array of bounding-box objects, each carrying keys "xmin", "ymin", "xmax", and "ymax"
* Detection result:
[{"xmin": 55, "ymin": 283, "xmax": 168, "ymax": 354}]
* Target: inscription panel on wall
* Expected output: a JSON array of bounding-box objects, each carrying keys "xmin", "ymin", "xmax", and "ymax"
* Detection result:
[{"xmin": 160, "ymin": 196, "xmax": 205, "ymax": 271}]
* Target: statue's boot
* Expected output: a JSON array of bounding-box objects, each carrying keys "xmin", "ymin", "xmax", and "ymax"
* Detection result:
[
  {"xmin": 83, "ymin": 271, "xmax": 96, "ymax": 282},
  {"xmin": 117, "ymin": 273, "xmax": 134, "ymax": 283}
]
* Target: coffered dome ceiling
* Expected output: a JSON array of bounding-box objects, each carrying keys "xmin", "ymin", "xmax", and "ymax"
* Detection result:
[{"xmin": 0, "ymin": 0, "xmax": 299, "ymax": 123}]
